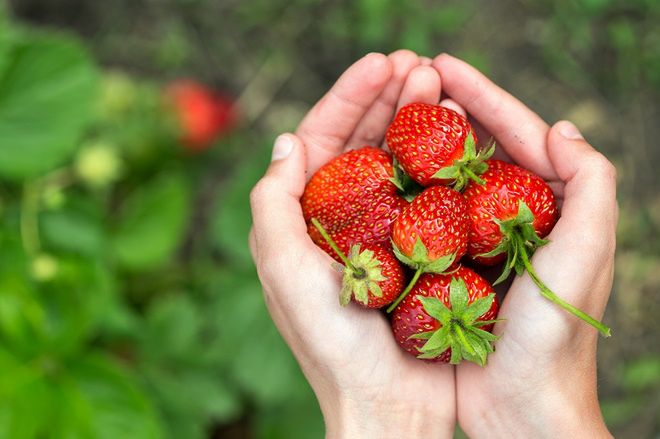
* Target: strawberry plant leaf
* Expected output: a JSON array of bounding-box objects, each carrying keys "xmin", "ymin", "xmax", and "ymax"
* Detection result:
[
  {"xmin": 112, "ymin": 171, "xmax": 189, "ymax": 270},
  {"xmin": 0, "ymin": 31, "xmax": 97, "ymax": 179}
]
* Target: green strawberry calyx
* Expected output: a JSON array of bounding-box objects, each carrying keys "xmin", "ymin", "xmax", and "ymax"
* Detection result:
[
  {"xmin": 432, "ymin": 134, "xmax": 495, "ymax": 191},
  {"xmin": 386, "ymin": 238, "xmax": 457, "ymax": 313},
  {"xmin": 479, "ymin": 200, "xmax": 549, "ymax": 285},
  {"xmin": 390, "ymin": 157, "xmax": 424, "ymax": 202},
  {"xmin": 409, "ymin": 277, "xmax": 498, "ymax": 366},
  {"xmin": 478, "ymin": 200, "xmax": 612, "ymax": 337},
  {"xmin": 311, "ymin": 218, "xmax": 387, "ymax": 306}
]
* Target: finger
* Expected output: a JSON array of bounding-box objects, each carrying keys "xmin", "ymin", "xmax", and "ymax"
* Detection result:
[
  {"xmin": 296, "ymin": 53, "xmax": 392, "ymax": 175},
  {"xmin": 250, "ymin": 134, "xmax": 316, "ymax": 268},
  {"xmin": 346, "ymin": 50, "xmax": 419, "ymax": 149},
  {"xmin": 420, "ymin": 56, "xmax": 432, "ymax": 66},
  {"xmin": 396, "ymin": 65, "xmax": 442, "ymax": 109},
  {"xmin": 439, "ymin": 98, "xmax": 466, "ymax": 116},
  {"xmin": 383, "ymin": 66, "xmax": 442, "ymax": 150},
  {"xmin": 432, "ymin": 53, "xmax": 558, "ymax": 181},
  {"xmin": 547, "ymin": 121, "xmax": 618, "ymax": 250},
  {"xmin": 508, "ymin": 121, "xmax": 617, "ymax": 331}
]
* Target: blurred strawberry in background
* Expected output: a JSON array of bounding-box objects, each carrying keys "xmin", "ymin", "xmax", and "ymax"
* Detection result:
[{"xmin": 165, "ymin": 80, "xmax": 238, "ymax": 152}]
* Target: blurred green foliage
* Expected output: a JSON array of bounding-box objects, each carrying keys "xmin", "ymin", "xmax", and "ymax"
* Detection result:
[
  {"xmin": 0, "ymin": 9, "xmax": 322, "ymax": 438},
  {"xmin": 1, "ymin": 0, "xmax": 659, "ymax": 437}
]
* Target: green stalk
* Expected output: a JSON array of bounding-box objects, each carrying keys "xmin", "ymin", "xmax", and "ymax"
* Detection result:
[
  {"xmin": 461, "ymin": 166, "xmax": 485, "ymax": 186},
  {"xmin": 386, "ymin": 267, "xmax": 423, "ymax": 313},
  {"xmin": 20, "ymin": 182, "xmax": 41, "ymax": 257},
  {"xmin": 515, "ymin": 234, "xmax": 611, "ymax": 337},
  {"xmin": 310, "ymin": 218, "xmax": 356, "ymax": 271}
]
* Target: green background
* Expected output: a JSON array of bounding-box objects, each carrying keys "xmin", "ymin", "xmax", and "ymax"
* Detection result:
[{"xmin": 1, "ymin": 0, "xmax": 659, "ymax": 437}]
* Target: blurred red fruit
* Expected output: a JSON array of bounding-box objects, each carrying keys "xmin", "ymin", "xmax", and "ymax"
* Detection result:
[{"xmin": 166, "ymin": 80, "xmax": 237, "ymax": 151}]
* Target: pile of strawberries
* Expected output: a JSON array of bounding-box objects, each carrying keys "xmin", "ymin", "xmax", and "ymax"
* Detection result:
[{"xmin": 301, "ymin": 103, "xmax": 610, "ymax": 366}]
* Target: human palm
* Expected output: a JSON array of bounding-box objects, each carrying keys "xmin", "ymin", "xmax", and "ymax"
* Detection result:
[
  {"xmin": 251, "ymin": 52, "xmax": 615, "ymax": 438},
  {"xmin": 431, "ymin": 54, "xmax": 616, "ymax": 437},
  {"xmin": 250, "ymin": 51, "xmax": 457, "ymax": 436}
]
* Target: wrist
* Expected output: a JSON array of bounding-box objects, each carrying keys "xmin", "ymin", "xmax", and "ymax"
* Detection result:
[
  {"xmin": 461, "ymin": 376, "xmax": 611, "ymax": 438},
  {"xmin": 322, "ymin": 394, "xmax": 454, "ymax": 439}
]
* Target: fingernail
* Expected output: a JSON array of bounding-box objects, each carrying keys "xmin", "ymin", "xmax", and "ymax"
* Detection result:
[
  {"xmin": 271, "ymin": 135, "xmax": 294, "ymax": 161},
  {"xmin": 558, "ymin": 121, "xmax": 584, "ymax": 140}
]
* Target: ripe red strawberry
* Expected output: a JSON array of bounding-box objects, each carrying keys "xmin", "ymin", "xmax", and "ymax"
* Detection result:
[
  {"xmin": 386, "ymin": 185, "xmax": 470, "ymax": 312},
  {"xmin": 464, "ymin": 159, "xmax": 558, "ymax": 270},
  {"xmin": 391, "ymin": 266, "xmax": 499, "ymax": 365},
  {"xmin": 311, "ymin": 219, "xmax": 405, "ymax": 308},
  {"xmin": 166, "ymin": 80, "xmax": 237, "ymax": 151},
  {"xmin": 302, "ymin": 147, "xmax": 407, "ymax": 261},
  {"xmin": 464, "ymin": 159, "xmax": 611, "ymax": 337},
  {"xmin": 386, "ymin": 103, "xmax": 493, "ymax": 189}
]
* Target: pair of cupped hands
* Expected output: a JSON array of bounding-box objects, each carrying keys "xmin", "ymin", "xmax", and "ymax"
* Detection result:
[{"xmin": 249, "ymin": 51, "xmax": 616, "ymax": 438}]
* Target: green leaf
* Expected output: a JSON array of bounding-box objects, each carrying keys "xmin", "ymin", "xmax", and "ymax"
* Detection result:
[
  {"xmin": 432, "ymin": 165, "xmax": 461, "ymax": 180},
  {"xmin": 417, "ymin": 295, "xmax": 451, "ymax": 324},
  {"xmin": 469, "ymin": 326, "xmax": 499, "ymax": 342},
  {"xmin": 0, "ymin": 31, "xmax": 97, "ymax": 179},
  {"xmin": 424, "ymin": 252, "xmax": 456, "ymax": 274},
  {"xmin": 142, "ymin": 294, "xmax": 201, "ymax": 359},
  {"xmin": 408, "ymin": 331, "xmax": 434, "ymax": 340},
  {"xmin": 411, "ymin": 237, "xmax": 429, "ymax": 262},
  {"xmin": 253, "ymin": 389, "xmax": 324, "ymax": 439},
  {"xmin": 477, "ymin": 240, "xmax": 508, "ymax": 259},
  {"xmin": 463, "ymin": 132, "xmax": 477, "ymax": 159},
  {"xmin": 449, "ymin": 277, "xmax": 469, "ymax": 312},
  {"xmin": 0, "ymin": 348, "xmax": 53, "ymax": 439},
  {"xmin": 0, "ymin": 6, "xmax": 11, "ymax": 75},
  {"xmin": 65, "ymin": 354, "xmax": 163, "ymax": 439},
  {"xmin": 392, "ymin": 241, "xmax": 415, "ymax": 267},
  {"xmin": 339, "ymin": 281, "xmax": 352, "ymax": 306},
  {"xmin": 212, "ymin": 139, "xmax": 270, "ymax": 268},
  {"xmin": 463, "ymin": 294, "xmax": 495, "ymax": 323},
  {"xmin": 515, "ymin": 200, "xmax": 534, "ymax": 224},
  {"xmin": 622, "ymin": 357, "xmax": 660, "ymax": 390},
  {"xmin": 112, "ymin": 172, "xmax": 189, "ymax": 270},
  {"xmin": 41, "ymin": 209, "xmax": 104, "ymax": 256},
  {"xmin": 419, "ymin": 327, "xmax": 450, "ymax": 353}
]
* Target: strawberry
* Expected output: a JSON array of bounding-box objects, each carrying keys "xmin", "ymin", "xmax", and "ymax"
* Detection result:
[
  {"xmin": 386, "ymin": 103, "xmax": 493, "ymax": 189},
  {"xmin": 302, "ymin": 147, "xmax": 407, "ymax": 261},
  {"xmin": 391, "ymin": 266, "xmax": 499, "ymax": 365},
  {"xmin": 387, "ymin": 185, "xmax": 469, "ymax": 312},
  {"xmin": 464, "ymin": 159, "xmax": 611, "ymax": 337},
  {"xmin": 311, "ymin": 219, "xmax": 404, "ymax": 308},
  {"xmin": 166, "ymin": 80, "xmax": 237, "ymax": 151},
  {"xmin": 464, "ymin": 159, "xmax": 558, "ymax": 271}
]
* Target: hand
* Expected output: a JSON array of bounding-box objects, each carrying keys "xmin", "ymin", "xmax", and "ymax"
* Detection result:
[
  {"xmin": 250, "ymin": 51, "xmax": 457, "ymax": 438},
  {"xmin": 431, "ymin": 54, "xmax": 616, "ymax": 438}
]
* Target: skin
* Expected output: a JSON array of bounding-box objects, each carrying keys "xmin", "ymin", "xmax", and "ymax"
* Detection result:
[{"xmin": 249, "ymin": 51, "xmax": 616, "ymax": 438}]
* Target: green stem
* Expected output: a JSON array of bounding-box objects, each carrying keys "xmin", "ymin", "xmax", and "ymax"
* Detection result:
[
  {"xmin": 461, "ymin": 165, "xmax": 485, "ymax": 186},
  {"xmin": 516, "ymin": 235, "xmax": 611, "ymax": 337},
  {"xmin": 453, "ymin": 325, "xmax": 475, "ymax": 356},
  {"xmin": 20, "ymin": 182, "xmax": 41, "ymax": 257},
  {"xmin": 311, "ymin": 218, "xmax": 356, "ymax": 271},
  {"xmin": 386, "ymin": 267, "xmax": 423, "ymax": 313}
]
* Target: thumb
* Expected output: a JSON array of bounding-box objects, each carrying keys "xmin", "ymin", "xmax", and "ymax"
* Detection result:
[
  {"xmin": 525, "ymin": 121, "xmax": 617, "ymax": 315},
  {"xmin": 547, "ymin": 120, "xmax": 618, "ymax": 247},
  {"xmin": 250, "ymin": 133, "xmax": 314, "ymax": 269}
]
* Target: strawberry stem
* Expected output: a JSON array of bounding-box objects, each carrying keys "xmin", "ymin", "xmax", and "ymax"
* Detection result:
[
  {"xmin": 386, "ymin": 267, "xmax": 423, "ymax": 313},
  {"xmin": 514, "ymin": 234, "xmax": 612, "ymax": 337},
  {"xmin": 461, "ymin": 166, "xmax": 485, "ymax": 186},
  {"xmin": 310, "ymin": 218, "xmax": 356, "ymax": 271}
]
